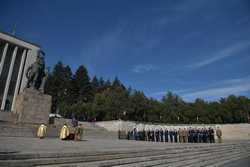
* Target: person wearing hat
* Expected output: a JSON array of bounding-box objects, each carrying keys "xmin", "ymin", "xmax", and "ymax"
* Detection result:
[
  {"xmin": 60, "ymin": 123, "xmax": 70, "ymax": 140},
  {"xmin": 37, "ymin": 123, "xmax": 47, "ymax": 139}
]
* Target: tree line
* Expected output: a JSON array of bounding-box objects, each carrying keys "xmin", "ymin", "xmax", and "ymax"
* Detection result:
[{"xmin": 45, "ymin": 62, "xmax": 250, "ymax": 124}]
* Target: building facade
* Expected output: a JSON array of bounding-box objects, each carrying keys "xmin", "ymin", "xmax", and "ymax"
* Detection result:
[{"xmin": 0, "ymin": 31, "xmax": 42, "ymax": 112}]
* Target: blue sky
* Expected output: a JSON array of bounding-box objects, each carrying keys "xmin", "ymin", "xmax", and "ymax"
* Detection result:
[{"xmin": 1, "ymin": 0, "xmax": 250, "ymax": 101}]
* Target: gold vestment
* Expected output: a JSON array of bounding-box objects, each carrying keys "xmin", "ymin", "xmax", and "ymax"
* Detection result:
[
  {"xmin": 60, "ymin": 125, "xmax": 70, "ymax": 140},
  {"xmin": 37, "ymin": 124, "xmax": 47, "ymax": 138}
]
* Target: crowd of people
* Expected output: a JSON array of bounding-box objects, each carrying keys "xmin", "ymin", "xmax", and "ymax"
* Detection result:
[
  {"xmin": 37, "ymin": 116, "xmax": 223, "ymax": 144},
  {"xmin": 124, "ymin": 126, "xmax": 222, "ymax": 143}
]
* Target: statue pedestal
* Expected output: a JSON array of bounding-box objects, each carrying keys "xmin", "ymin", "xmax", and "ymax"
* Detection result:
[{"xmin": 14, "ymin": 88, "xmax": 52, "ymax": 124}]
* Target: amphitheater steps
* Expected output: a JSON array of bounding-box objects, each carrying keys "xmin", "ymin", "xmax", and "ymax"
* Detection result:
[
  {"xmin": 0, "ymin": 122, "xmax": 60, "ymax": 138},
  {"xmin": 0, "ymin": 142, "xmax": 249, "ymax": 167},
  {"xmin": 0, "ymin": 121, "xmax": 117, "ymax": 139}
]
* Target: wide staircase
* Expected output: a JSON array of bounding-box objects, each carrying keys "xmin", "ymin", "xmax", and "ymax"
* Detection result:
[
  {"xmin": 0, "ymin": 121, "xmax": 59, "ymax": 138},
  {"xmin": 79, "ymin": 122, "xmax": 118, "ymax": 140},
  {"xmin": 0, "ymin": 141, "xmax": 250, "ymax": 167},
  {"xmin": 0, "ymin": 120, "xmax": 117, "ymax": 139}
]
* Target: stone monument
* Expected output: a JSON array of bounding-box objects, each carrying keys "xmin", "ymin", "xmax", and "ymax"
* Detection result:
[{"xmin": 14, "ymin": 53, "xmax": 52, "ymax": 124}]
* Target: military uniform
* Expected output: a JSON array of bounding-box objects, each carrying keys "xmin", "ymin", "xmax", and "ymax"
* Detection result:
[
  {"xmin": 169, "ymin": 130, "xmax": 173, "ymax": 142},
  {"xmin": 159, "ymin": 129, "xmax": 164, "ymax": 142},
  {"xmin": 208, "ymin": 128, "xmax": 215, "ymax": 143},
  {"xmin": 183, "ymin": 129, "xmax": 188, "ymax": 143},
  {"xmin": 178, "ymin": 129, "xmax": 183, "ymax": 143},
  {"xmin": 174, "ymin": 130, "xmax": 178, "ymax": 142},
  {"xmin": 150, "ymin": 130, "xmax": 155, "ymax": 141},
  {"xmin": 155, "ymin": 130, "xmax": 160, "ymax": 142},
  {"xmin": 216, "ymin": 128, "xmax": 222, "ymax": 143},
  {"xmin": 164, "ymin": 129, "xmax": 169, "ymax": 142}
]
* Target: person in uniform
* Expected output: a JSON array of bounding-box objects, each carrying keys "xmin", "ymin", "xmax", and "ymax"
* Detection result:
[
  {"xmin": 37, "ymin": 123, "xmax": 47, "ymax": 139},
  {"xmin": 182, "ymin": 128, "xmax": 185, "ymax": 143},
  {"xmin": 216, "ymin": 127, "xmax": 222, "ymax": 143},
  {"xmin": 188, "ymin": 127, "xmax": 191, "ymax": 143},
  {"xmin": 127, "ymin": 130, "xmax": 130, "ymax": 140},
  {"xmin": 208, "ymin": 127, "xmax": 215, "ymax": 143},
  {"xmin": 204, "ymin": 128, "xmax": 209, "ymax": 143},
  {"xmin": 202, "ymin": 128, "xmax": 206, "ymax": 143},
  {"xmin": 128, "ymin": 130, "xmax": 133, "ymax": 140},
  {"xmin": 159, "ymin": 128, "xmax": 164, "ymax": 142},
  {"xmin": 132, "ymin": 128, "xmax": 137, "ymax": 140},
  {"xmin": 190, "ymin": 127, "xmax": 194, "ymax": 143},
  {"xmin": 155, "ymin": 129, "xmax": 160, "ymax": 142},
  {"xmin": 142, "ymin": 128, "xmax": 146, "ymax": 141},
  {"xmin": 146, "ymin": 129, "xmax": 150, "ymax": 141},
  {"xmin": 60, "ymin": 123, "xmax": 70, "ymax": 140},
  {"xmin": 178, "ymin": 128, "xmax": 182, "ymax": 143},
  {"xmin": 198, "ymin": 128, "xmax": 203, "ymax": 143},
  {"xmin": 183, "ymin": 128, "xmax": 188, "ymax": 143},
  {"xmin": 164, "ymin": 128, "xmax": 169, "ymax": 142},
  {"xmin": 174, "ymin": 129, "xmax": 178, "ymax": 143},
  {"xmin": 193, "ymin": 128, "xmax": 198, "ymax": 143},
  {"xmin": 150, "ymin": 129, "xmax": 154, "ymax": 141},
  {"xmin": 169, "ymin": 129, "xmax": 173, "ymax": 142},
  {"xmin": 74, "ymin": 124, "xmax": 84, "ymax": 141}
]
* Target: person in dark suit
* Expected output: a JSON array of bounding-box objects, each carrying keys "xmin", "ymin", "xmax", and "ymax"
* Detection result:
[{"xmin": 164, "ymin": 128, "xmax": 169, "ymax": 142}]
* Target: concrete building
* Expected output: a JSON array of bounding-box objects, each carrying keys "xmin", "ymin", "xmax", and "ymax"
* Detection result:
[{"xmin": 0, "ymin": 31, "xmax": 42, "ymax": 113}]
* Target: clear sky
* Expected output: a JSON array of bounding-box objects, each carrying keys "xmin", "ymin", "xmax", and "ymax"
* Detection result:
[{"xmin": 1, "ymin": 0, "xmax": 250, "ymax": 101}]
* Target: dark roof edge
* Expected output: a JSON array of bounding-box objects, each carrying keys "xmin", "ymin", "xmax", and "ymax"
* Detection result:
[{"xmin": 0, "ymin": 31, "xmax": 41, "ymax": 48}]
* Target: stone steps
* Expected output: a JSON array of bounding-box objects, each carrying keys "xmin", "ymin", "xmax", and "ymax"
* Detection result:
[
  {"xmin": 112, "ymin": 150, "xmax": 244, "ymax": 167},
  {"xmin": 0, "ymin": 143, "xmax": 240, "ymax": 160},
  {"xmin": 0, "ymin": 123, "xmax": 60, "ymax": 138},
  {"xmin": 0, "ymin": 121, "xmax": 117, "ymax": 139},
  {"xmin": 1, "ymin": 142, "xmax": 249, "ymax": 167}
]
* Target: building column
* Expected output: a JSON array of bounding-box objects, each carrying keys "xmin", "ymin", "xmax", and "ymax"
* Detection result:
[
  {"xmin": 0, "ymin": 46, "xmax": 18, "ymax": 110},
  {"xmin": 11, "ymin": 49, "xmax": 27, "ymax": 112},
  {"xmin": 0, "ymin": 43, "xmax": 9, "ymax": 76}
]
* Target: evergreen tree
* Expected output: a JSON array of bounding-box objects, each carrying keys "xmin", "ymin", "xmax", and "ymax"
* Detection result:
[
  {"xmin": 72, "ymin": 65, "xmax": 92, "ymax": 103},
  {"xmin": 45, "ymin": 61, "xmax": 73, "ymax": 115},
  {"xmin": 46, "ymin": 61, "xmax": 250, "ymax": 124}
]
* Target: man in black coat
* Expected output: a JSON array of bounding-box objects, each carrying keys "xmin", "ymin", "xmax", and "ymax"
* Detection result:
[
  {"xmin": 159, "ymin": 128, "xmax": 164, "ymax": 142},
  {"xmin": 164, "ymin": 129, "xmax": 169, "ymax": 142},
  {"xmin": 169, "ymin": 129, "xmax": 173, "ymax": 142}
]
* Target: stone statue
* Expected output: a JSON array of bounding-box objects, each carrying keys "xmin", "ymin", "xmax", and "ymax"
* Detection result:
[
  {"xmin": 39, "ymin": 67, "xmax": 49, "ymax": 93},
  {"xmin": 26, "ymin": 52, "xmax": 47, "ymax": 92}
]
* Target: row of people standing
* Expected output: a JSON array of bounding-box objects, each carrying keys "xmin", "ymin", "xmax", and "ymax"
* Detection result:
[{"xmin": 126, "ymin": 127, "xmax": 222, "ymax": 143}]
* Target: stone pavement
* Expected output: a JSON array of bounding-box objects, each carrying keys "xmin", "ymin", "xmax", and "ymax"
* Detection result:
[
  {"xmin": 0, "ymin": 121, "xmax": 250, "ymax": 166},
  {"xmin": 0, "ymin": 136, "xmax": 250, "ymax": 167}
]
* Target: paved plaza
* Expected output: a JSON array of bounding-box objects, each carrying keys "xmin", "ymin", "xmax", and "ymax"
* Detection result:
[{"xmin": 0, "ymin": 135, "xmax": 250, "ymax": 167}]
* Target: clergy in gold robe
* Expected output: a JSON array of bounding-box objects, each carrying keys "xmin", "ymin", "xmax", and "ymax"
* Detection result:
[
  {"xmin": 37, "ymin": 124, "xmax": 47, "ymax": 139},
  {"xmin": 60, "ymin": 124, "xmax": 70, "ymax": 140}
]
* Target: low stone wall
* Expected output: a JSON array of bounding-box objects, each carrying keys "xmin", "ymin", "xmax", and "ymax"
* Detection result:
[{"xmin": 96, "ymin": 120, "xmax": 250, "ymax": 141}]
